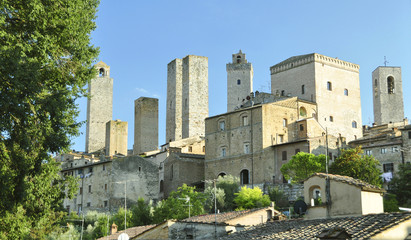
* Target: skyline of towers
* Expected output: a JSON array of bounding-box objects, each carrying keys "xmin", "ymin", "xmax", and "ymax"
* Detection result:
[{"xmin": 134, "ymin": 97, "xmax": 159, "ymax": 155}]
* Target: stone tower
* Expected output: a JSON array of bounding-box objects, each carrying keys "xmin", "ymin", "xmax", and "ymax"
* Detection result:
[
  {"xmin": 270, "ymin": 53, "xmax": 362, "ymax": 142},
  {"xmin": 166, "ymin": 55, "xmax": 208, "ymax": 143},
  {"xmin": 85, "ymin": 61, "xmax": 113, "ymax": 153},
  {"xmin": 372, "ymin": 66, "xmax": 404, "ymax": 125},
  {"xmin": 105, "ymin": 120, "xmax": 128, "ymax": 156},
  {"xmin": 226, "ymin": 50, "xmax": 253, "ymax": 111},
  {"xmin": 134, "ymin": 97, "xmax": 158, "ymax": 155}
]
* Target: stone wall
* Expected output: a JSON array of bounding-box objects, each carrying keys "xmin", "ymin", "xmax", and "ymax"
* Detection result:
[
  {"xmin": 134, "ymin": 97, "xmax": 158, "ymax": 155},
  {"xmin": 166, "ymin": 58, "xmax": 183, "ymax": 143},
  {"xmin": 105, "ymin": 120, "xmax": 128, "ymax": 156}
]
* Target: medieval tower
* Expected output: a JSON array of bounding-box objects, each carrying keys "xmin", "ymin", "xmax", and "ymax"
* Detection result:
[
  {"xmin": 134, "ymin": 97, "xmax": 159, "ymax": 154},
  {"xmin": 166, "ymin": 55, "xmax": 209, "ymax": 143},
  {"xmin": 270, "ymin": 53, "xmax": 362, "ymax": 142},
  {"xmin": 226, "ymin": 50, "xmax": 253, "ymax": 111},
  {"xmin": 372, "ymin": 66, "xmax": 404, "ymax": 125},
  {"xmin": 85, "ymin": 61, "xmax": 113, "ymax": 153}
]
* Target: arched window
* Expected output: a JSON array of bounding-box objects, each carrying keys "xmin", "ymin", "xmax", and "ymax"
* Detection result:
[
  {"xmin": 299, "ymin": 107, "xmax": 307, "ymax": 117},
  {"xmin": 160, "ymin": 180, "xmax": 164, "ymax": 192},
  {"xmin": 237, "ymin": 55, "xmax": 241, "ymax": 63},
  {"xmin": 240, "ymin": 169, "xmax": 249, "ymax": 185},
  {"xmin": 352, "ymin": 121, "xmax": 357, "ymax": 128},
  {"xmin": 344, "ymin": 89, "xmax": 348, "ymax": 96},
  {"xmin": 387, "ymin": 76, "xmax": 394, "ymax": 94},
  {"xmin": 301, "ymin": 85, "xmax": 305, "ymax": 94},
  {"xmin": 218, "ymin": 172, "xmax": 226, "ymax": 178},
  {"xmin": 327, "ymin": 81, "xmax": 332, "ymax": 91},
  {"xmin": 237, "ymin": 79, "xmax": 241, "ymax": 85},
  {"xmin": 99, "ymin": 68, "xmax": 105, "ymax": 77},
  {"xmin": 242, "ymin": 115, "xmax": 248, "ymax": 126},
  {"xmin": 283, "ymin": 118, "xmax": 287, "ymax": 127},
  {"xmin": 218, "ymin": 120, "xmax": 225, "ymax": 131},
  {"xmin": 281, "ymin": 90, "xmax": 285, "ymax": 96},
  {"xmin": 309, "ymin": 185, "xmax": 322, "ymax": 206}
]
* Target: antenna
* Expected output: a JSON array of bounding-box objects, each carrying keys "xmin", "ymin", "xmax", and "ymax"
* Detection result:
[{"xmin": 384, "ymin": 56, "xmax": 389, "ymax": 67}]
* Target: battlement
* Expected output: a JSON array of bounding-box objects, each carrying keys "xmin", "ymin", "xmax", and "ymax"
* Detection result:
[{"xmin": 270, "ymin": 53, "xmax": 359, "ymax": 75}]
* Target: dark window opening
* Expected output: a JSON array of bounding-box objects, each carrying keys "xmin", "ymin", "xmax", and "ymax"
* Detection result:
[
  {"xmin": 160, "ymin": 180, "xmax": 164, "ymax": 192},
  {"xmin": 237, "ymin": 79, "xmax": 241, "ymax": 85},
  {"xmin": 281, "ymin": 90, "xmax": 285, "ymax": 96},
  {"xmin": 327, "ymin": 81, "xmax": 332, "ymax": 91},
  {"xmin": 383, "ymin": 163, "xmax": 394, "ymax": 173},
  {"xmin": 104, "ymin": 201, "xmax": 108, "ymax": 207},
  {"xmin": 295, "ymin": 149, "xmax": 300, "ymax": 154},
  {"xmin": 344, "ymin": 89, "xmax": 348, "ymax": 96},
  {"xmin": 299, "ymin": 124, "xmax": 304, "ymax": 131},
  {"xmin": 218, "ymin": 172, "xmax": 226, "ymax": 178},
  {"xmin": 282, "ymin": 151, "xmax": 287, "ymax": 161},
  {"xmin": 99, "ymin": 68, "xmax": 105, "ymax": 77},
  {"xmin": 387, "ymin": 76, "xmax": 394, "ymax": 94},
  {"xmin": 88, "ymin": 185, "xmax": 92, "ymax": 193},
  {"xmin": 302, "ymin": 85, "xmax": 305, "ymax": 94},
  {"xmin": 240, "ymin": 169, "xmax": 249, "ymax": 184}
]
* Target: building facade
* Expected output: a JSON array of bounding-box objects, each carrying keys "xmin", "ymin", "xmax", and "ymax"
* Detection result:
[
  {"xmin": 133, "ymin": 97, "xmax": 159, "ymax": 155},
  {"xmin": 105, "ymin": 120, "xmax": 128, "ymax": 156}
]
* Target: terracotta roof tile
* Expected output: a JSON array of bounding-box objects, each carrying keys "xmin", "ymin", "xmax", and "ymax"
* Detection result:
[
  {"xmin": 307, "ymin": 173, "xmax": 384, "ymax": 192},
  {"xmin": 96, "ymin": 224, "xmax": 156, "ymax": 240}
]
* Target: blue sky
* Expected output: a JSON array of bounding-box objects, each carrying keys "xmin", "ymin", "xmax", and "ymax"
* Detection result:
[{"xmin": 71, "ymin": 0, "xmax": 411, "ymax": 151}]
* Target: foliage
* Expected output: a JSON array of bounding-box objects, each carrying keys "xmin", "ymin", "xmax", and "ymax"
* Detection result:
[
  {"xmin": 0, "ymin": 0, "xmax": 99, "ymax": 238},
  {"xmin": 112, "ymin": 207, "xmax": 133, "ymax": 232},
  {"xmin": 329, "ymin": 147, "xmax": 382, "ymax": 187},
  {"xmin": 268, "ymin": 187, "xmax": 289, "ymax": 209},
  {"xmin": 215, "ymin": 175, "xmax": 240, "ymax": 211},
  {"xmin": 153, "ymin": 184, "xmax": 207, "ymax": 223},
  {"xmin": 234, "ymin": 186, "xmax": 271, "ymax": 211},
  {"xmin": 204, "ymin": 182, "xmax": 226, "ymax": 213},
  {"xmin": 383, "ymin": 193, "xmax": 399, "ymax": 212},
  {"xmin": 280, "ymin": 152, "xmax": 326, "ymax": 183},
  {"xmin": 131, "ymin": 198, "xmax": 153, "ymax": 227},
  {"xmin": 389, "ymin": 163, "xmax": 411, "ymax": 207}
]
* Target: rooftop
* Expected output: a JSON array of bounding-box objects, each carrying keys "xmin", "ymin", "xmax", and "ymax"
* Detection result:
[{"xmin": 306, "ymin": 173, "xmax": 384, "ymax": 192}]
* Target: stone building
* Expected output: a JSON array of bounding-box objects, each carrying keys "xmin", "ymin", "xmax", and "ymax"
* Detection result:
[
  {"xmin": 166, "ymin": 55, "xmax": 208, "ymax": 143},
  {"xmin": 60, "ymin": 154, "xmax": 159, "ymax": 215},
  {"xmin": 400, "ymin": 125, "xmax": 411, "ymax": 164},
  {"xmin": 205, "ymin": 96, "xmax": 343, "ymax": 186},
  {"xmin": 133, "ymin": 97, "xmax": 158, "ymax": 155},
  {"xmin": 227, "ymin": 50, "xmax": 253, "ymax": 111},
  {"xmin": 270, "ymin": 53, "xmax": 362, "ymax": 142},
  {"xmin": 372, "ymin": 66, "xmax": 404, "ymax": 125},
  {"xmin": 86, "ymin": 61, "xmax": 113, "ymax": 153},
  {"xmin": 105, "ymin": 120, "xmax": 128, "ymax": 156}
]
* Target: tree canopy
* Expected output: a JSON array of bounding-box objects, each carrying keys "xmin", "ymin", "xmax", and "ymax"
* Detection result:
[
  {"xmin": 389, "ymin": 163, "xmax": 411, "ymax": 207},
  {"xmin": 0, "ymin": 0, "xmax": 99, "ymax": 238},
  {"xmin": 329, "ymin": 147, "xmax": 382, "ymax": 187},
  {"xmin": 280, "ymin": 152, "xmax": 326, "ymax": 183},
  {"xmin": 234, "ymin": 186, "xmax": 271, "ymax": 211}
]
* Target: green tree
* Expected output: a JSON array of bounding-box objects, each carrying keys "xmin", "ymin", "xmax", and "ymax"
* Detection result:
[
  {"xmin": 153, "ymin": 184, "xmax": 206, "ymax": 223},
  {"xmin": 216, "ymin": 175, "xmax": 240, "ymax": 211},
  {"xmin": 203, "ymin": 182, "xmax": 226, "ymax": 213},
  {"xmin": 112, "ymin": 207, "xmax": 133, "ymax": 232},
  {"xmin": 280, "ymin": 152, "xmax": 326, "ymax": 183},
  {"xmin": 234, "ymin": 186, "xmax": 271, "ymax": 211},
  {"xmin": 131, "ymin": 198, "xmax": 153, "ymax": 227},
  {"xmin": 329, "ymin": 147, "xmax": 382, "ymax": 187},
  {"xmin": 389, "ymin": 163, "xmax": 411, "ymax": 207},
  {"xmin": 383, "ymin": 193, "xmax": 399, "ymax": 212},
  {"xmin": 268, "ymin": 187, "xmax": 289, "ymax": 209},
  {"xmin": 0, "ymin": 0, "xmax": 99, "ymax": 238}
]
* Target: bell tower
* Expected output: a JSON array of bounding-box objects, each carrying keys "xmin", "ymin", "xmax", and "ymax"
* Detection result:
[
  {"xmin": 226, "ymin": 50, "xmax": 253, "ymax": 111},
  {"xmin": 372, "ymin": 66, "xmax": 404, "ymax": 125}
]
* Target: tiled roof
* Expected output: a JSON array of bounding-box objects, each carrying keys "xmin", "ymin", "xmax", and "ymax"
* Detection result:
[
  {"xmin": 221, "ymin": 212, "xmax": 411, "ymax": 239},
  {"xmin": 307, "ymin": 173, "xmax": 384, "ymax": 192},
  {"xmin": 96, "ymin": 224, "xmax": 156, "ymax": 240},
  {"xmin": 270, "ymin": 53, "xmax": 315, "ymax": 69},
  {"xmin": 181, "ymin": 207, "xmax": 275, "ymax": 224}
]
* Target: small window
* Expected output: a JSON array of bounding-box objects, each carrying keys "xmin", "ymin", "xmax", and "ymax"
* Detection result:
[
  {"xmin": 387, "ymin": 76, "xmax": 394, "ymax": 94},
  {"xmin": 365, "ymin": 150, "xmax": 372, "ymax": 156},
  {"xmin": 79, "ymin": 187, "xmax": 83, "ymax": 195},
  {"xmin": 244, "ymin": 143, "xmax": 250, "ymax": 154},
  {"xmin": 352, "ymin": 121, "xmax": 357, "ymax": 128},
  {"xmin": 300, "ymin": 107, "xmax": 307, "ymax": 117},
  {"xmin": 171, "ymin": 164, "xmax": 174, "ymax": 180},
  {"xmin": 99, "ymin": 68, "xmax": 105, "ymax": 77},
  {"xmin": 283, "ymin": 118, "xmax": 287, "ymax": 127},
  {"xmin": 89, "ymin": 167, "xmax": 93, "ymax": 173},
  {"xmin": 295, "ymin": 149, "xmax": 300, "ymax": 154},
  {"xmin": 329, "ymin": 116, "xmax": 334, "ymax": 122},
  {"xmin": 138, "ymin": 166, "xmax": 141, "ymax": 172},
  {"xmin": 202, "ymin": 146, "xmax": 205, "ymax": 152},
  {"xmin": 279, "ymin": 135, "xmax": 284, "ymax": 143},
  {"xmin": 301, "ymin": 85, "xmax": 305, "ymax": 94},
  {"xmin": 221, "ymin": 148, "xmax": 226, "ymax": 157},
  {"xmin": 408, "ymin": 131, "xmax": 411, "ymax": 139},
  {"xmin": 218, "ymin": 172, "xmax": 226, "ymax": 178},
  {"xmin": 375, "ymin": 79, "xmax": 378, "ymax": 86},
  {"xmin": 188, "ymin": 146, "xmax": 192, "ymax": 152},
  {"xmin": 383, "ymin": 163, "xmax": 394, "ymax": 173},
  {"xmin": 381, "ymin": 148, "xmax": 387, "ymax": 154},
  {"xmin": 105, "ymin": 184, "xmax": 107, "ymax": 191},
  {"xmin": 327, "ymin": 81, "xmax": 332, "ymax": 91},
  {"xmin": 87, "ymin": 202, "xmax": 91, "ymax": 207},
  {"xmin": 344, "ymin": 89, "xmax": 348, "ymax": 96},
  {"xmin": 160, "ymin": 180, "xmax": 164, "ymax": 192},
  {"xmin": 237, "ymin": 79, "xmax": 241, "ymax": 85},
  {"xmin": 219, "ymin": 121, "xmax": 225, "ymax": 131},
  {"xmin": 88, "ymin": 185, "xmax": 92, "ymax": 193},
  {"xmin": 281, "ymin": 90, "xmax": 285, "ymax": 96},
  {"xmin": 282, "ymin": 151, "xmax": 287, "ymax": 161},
  {"xmin": 78, "ymin": 169, "xmax": 83, "ymax": 175},
  {"xmin": 299, "ymin": 124, "xmax": 304, "ymax": 131},
  {"xmin": 103, "ymin": 164, "xmax": 106, "ymax": 171},
  {"xmin": 104, "ymin": 201, "xmax": 108, "ymax": 207},
  {"xmin": 242, "ymin": 116, "xmax": 248, "ymax": 126},
  {"xmin": 392, "ymin": 146, "xmax": 399, "ymax": 152},
  {"xmin": 240, "ymin": 169, "xmax": 249, "ymax": 185}
]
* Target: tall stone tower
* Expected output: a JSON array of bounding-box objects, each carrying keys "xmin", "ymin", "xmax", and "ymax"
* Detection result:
[
  {"xmin": 134, "ymin": 97, "xmax": 158, "ymax": 155},
  {"xmin": 166, "ymin": 55, "xmax": 208, "ymax": 143},
  {"xmin": 270, "ymin": 53, "xmax": 362, "ymax": 142},
  {"xmin": 226, "ymin": 50, "xmax": 253, "ymax": 111},
  {"xmin": 372, "ymin": 66, "xmax": 404, "ymax": 125},
  {"xmin": 85, "ymin": 61, "xmax": 113, "ymax": 153},
  {"xmin": 105, "ymin": 120, "xmax": 128, "ymax": 156}
]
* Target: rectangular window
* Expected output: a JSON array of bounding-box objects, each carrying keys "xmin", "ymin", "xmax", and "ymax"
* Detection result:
[
  {"xmin": 365, "ymin": 150, "xmax": 372, "ymax": 156},
  {"xmin": 392, "ymin": 146, "xmax": 399, "ymax": 152},
  {"xmin": 219, "ymin": 121, "xmax": 225, "ymax": 131},
  {"xmin": 88, "ymin": 185, "xmax": 92, "ymax": 193},
  {"xmin": 329, "ymin": 116, "xmax": 334, "ymax": 122},
  {"xmin": 87, "ymin": 202, "xmax": 91, "ymax": 207},
  {"xmin": 89, "ymin": 167, "xmax": 93, "ymax": 173},
  {"xmin": 283, "ymin": 118, "xmax": 287, "ymax": 127},
  {"xmin": 202, "ymin": 146, "xmax": 205, "ymax": 152},
  {"xmin": 383, "ymin": 163, "xmax": 394, "ymax": 173},
  {"xmin": 299, "ymin": 124, "xmax": 304, "ymax": 131},
  {"xmin": 103, "ymin": 164, "xmax": 106, "ymax": 171},
  {"xmin": 242, "ymin": 116, "xmax": 248, "ymax": 126},
  {"xmin": 78, "ymin": 169, "xmax": 83, "ymax": 175},
  {"xmin": 327, "ymin": 81, "xmax": 332, "ymax": 91},
  {"xmin": 279, "ymin": 135, "xmax": 284, "ymax": 143},
  {"xmin": 79, "ymin": 187, "xmax": 83, "ymax": 195},
  {"xmin": 104, "ymin": 201, "xmax": 108, "ymax": 207},
  {"xmin": 408, "ymin": 131, "xmax": 411, "ymax": 139},
  {"xmin": 282, "ymin": 151, "xmax": 287, "ymax": 161},
  {"xmin": 244, "ymin": 143, "xmax": 250, "ymax": 154},
  {"xmin": 295, "ymin": 149, "xmax": 300, "ymax": 154},
  {"xmin": 105, "ymin": 184, "xmax": 107, "ymax": 192},
  {"xmin": 221, "ymin": 148, "xmax": 226, "ymax": 157},
  {"xmin": 381, "ymin": 148, "xmax": 387, "ymax": 154},
  {"xmin": 188, "ymin": 146, "xmax": 192, "ymax": 152}
]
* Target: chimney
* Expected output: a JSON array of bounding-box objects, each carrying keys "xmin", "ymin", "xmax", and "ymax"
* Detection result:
[{"xmin": 111, "ymin": 222, "xmax": 118, "ymax": 234}]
